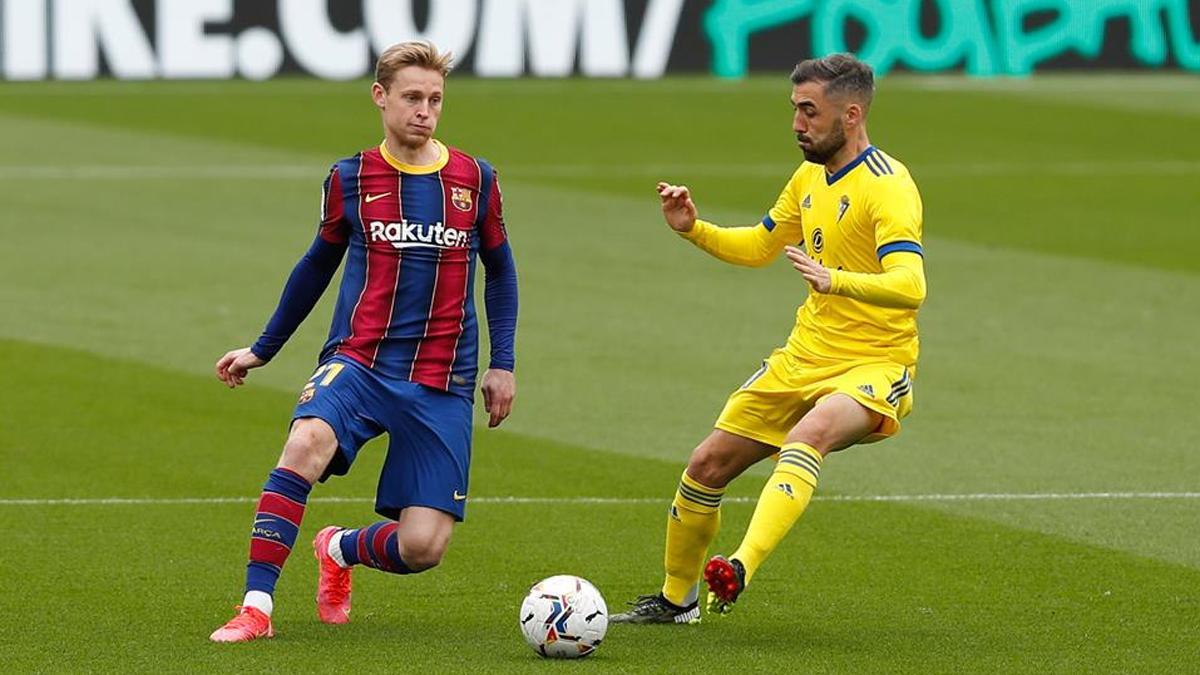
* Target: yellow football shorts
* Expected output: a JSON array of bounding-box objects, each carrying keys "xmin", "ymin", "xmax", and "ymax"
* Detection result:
[{"xmin": 715, "ymin": 348, "xmax": 915, "ymax": 448}]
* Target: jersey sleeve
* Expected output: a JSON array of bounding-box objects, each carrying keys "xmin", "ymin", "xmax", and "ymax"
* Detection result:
[
  {"xmin": 319, "ymin": 164, "xmax": 350, "ymax": 244},
  {"xmin": 828, "ymin": 251, "xmax": 926, "ymax": 309},
  {"xmin": 475, "ymin": 161, "xmax": 518, "ymax": 371},
  {"xmin": 479, "ymin": 166, "xmax": 508, "ymax": 251},
  {"xmin": 679, "ymin": 168, "xmax": 806, "ymax": 267},
  {"xmin": 764, "ymin": 166, "xmax": 807, "ymax": 239},
  {"xmin": 869, "ymin": 173, "xmax": 923, "ymax": 260}
]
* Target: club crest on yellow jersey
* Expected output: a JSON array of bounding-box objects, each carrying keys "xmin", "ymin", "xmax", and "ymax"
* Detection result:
[{"xmin": 837, "ymin": 195, "xmax": 850, "ymax": 222}]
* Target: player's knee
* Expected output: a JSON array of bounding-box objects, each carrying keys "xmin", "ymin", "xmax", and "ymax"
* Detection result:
[
  {"xmin": 685, "ymin": 444, "xmax": 733, "ymax": 488},
  {"xmin": 399, "ymin": 536, "xmax": 448, "ymax": 572},
  {"xmin": 789, "ymin": 427, "xmax": 834, "ymax": 455},
  {"xmin": 279, "ymin": 420, "xmax": 337, "ymax": 481}
]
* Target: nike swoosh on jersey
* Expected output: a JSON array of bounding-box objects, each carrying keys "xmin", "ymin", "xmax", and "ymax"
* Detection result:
[{"xmin": 365, "ymin": 192, "xmax": 391, "ymax": 203}]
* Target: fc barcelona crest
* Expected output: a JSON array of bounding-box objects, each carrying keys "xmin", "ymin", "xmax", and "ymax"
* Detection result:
[{"xmin": 451, "ymin": 187, "xmax": 473, "ymax": 212}]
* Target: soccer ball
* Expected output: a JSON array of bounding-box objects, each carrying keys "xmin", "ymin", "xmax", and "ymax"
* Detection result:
[{"xmin": 518, "ymin": 575, "xmax": 608, "ymax": 658}]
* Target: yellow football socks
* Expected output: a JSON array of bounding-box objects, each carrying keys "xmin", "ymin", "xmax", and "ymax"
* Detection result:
[
  {"xmin": 731, "ymin": 442, "xmax": 823, "ymax": 584},
  {"xmin": 662, "ymin": 471, "xmax": 725, "ymax": 607}
]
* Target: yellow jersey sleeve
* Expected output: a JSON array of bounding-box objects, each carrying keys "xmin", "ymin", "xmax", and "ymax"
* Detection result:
[
  {"xmin": 829, "ymin": 251, "xmax": 926, "ymax": 309},
  {"xmin": 869, "ymin": 172, "xmax": 923, "ymax": 259},
  {"xmin": 827, "ymin": 167, "xmax": 926, "ymax": 309},
  {"xmin": 766, "ymin": 167, "xmax": 806, "ymax": 235},
  {"xmin": 679, "ymin": 168, "xmax": 805, "ymax": 267}
]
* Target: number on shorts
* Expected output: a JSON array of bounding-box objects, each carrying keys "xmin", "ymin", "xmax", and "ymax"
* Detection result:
[{"xmin": 306, "ymin": 362, "xmax": 345, "ymax": 387}]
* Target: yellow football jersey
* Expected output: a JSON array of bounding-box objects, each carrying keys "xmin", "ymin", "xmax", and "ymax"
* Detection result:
[{"xmin": 764, "ymin": 146, "xmax": 923, "ymax": 366}]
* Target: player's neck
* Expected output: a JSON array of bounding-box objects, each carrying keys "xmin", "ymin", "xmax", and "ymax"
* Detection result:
[
  {"xmin": 383, "ymin": 137, "xmax": 440, "ymax": 167},
  {"xmin": 823, "ymin": 134, "xmax": 871, "ymax": 177}
]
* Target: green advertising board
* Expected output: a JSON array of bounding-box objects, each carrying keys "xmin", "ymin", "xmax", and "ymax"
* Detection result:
[{"xmin": 705, "ymin": 0, "xmax": 1200, "ymax": 76}]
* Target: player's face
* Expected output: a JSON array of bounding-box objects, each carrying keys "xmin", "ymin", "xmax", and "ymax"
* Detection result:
[
  {"xmin": 373, "ymin": 65, "xmax": 444, "ymax": 149},
  {"xmin": 791, "ymin": 82, "xmax": 847, "ymax": 165}
]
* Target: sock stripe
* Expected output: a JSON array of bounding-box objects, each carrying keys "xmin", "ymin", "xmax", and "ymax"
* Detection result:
[
  {"xmin": 370, "ymin": 523, "xmax": 398, "ymax": 569},
  {"xmin": 265, "ymin": 468, "xmax": 312, "ymax": 503},
  {"xmin": 357, "ymin": 528, "xmax": 371, "ymax": 566},
  {"xmin": 678, "ymin": 483, "xmax": 722, "ymax": 508},
  {"xmin": 680, "ymin": 474, "xmax": 725, "ymax": 498},
  {"xmin": 249, "ymin": 539, "xmax": 292, "ymax": 567},
  {"xmin": 341, "ymin": 522, "xmax": 412, "ymax": 574},
  {"xmin": 245, "ymin": 468, "xmax": 313, "ymax": 595},
  {"xmin": 258, "ymin": 492, "xmax": 304, "ymax": 525},
  {"xmin": 778, "ymin": 452, "xmax": 821, "ymax": 476},
  {"xmin": 777, "ymin": 460, "xmax": 820, "ymax": 486},
  {"xmin": 780, "ymin": 445, "xmax": 823, "ymax": 463},
  {"xmin": 248, "ymin": 560, "xmax": 281, "ymax": 575}
]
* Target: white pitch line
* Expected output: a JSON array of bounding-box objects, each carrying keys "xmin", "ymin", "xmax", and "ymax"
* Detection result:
[{"xmin": 0, "ymin": 492, "xmax": 1197, "ymax": 507}]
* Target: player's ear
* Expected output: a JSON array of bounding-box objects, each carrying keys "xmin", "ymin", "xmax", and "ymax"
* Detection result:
[
  {"xmin": 371, "ymin": 81, "xmax": 387, "ymax": 109},
  {"xmin": 844, "ymin": 101, "xmax": 863, "ymax": 128}
]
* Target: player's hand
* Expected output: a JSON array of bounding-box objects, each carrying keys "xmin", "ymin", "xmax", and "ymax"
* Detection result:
[
  {"xmin": 481, "ymin": 368, "xmax": 515, "ymax": 428},
  {"xmin": 215, "ymin": 347, "xmax": 267, "ymax": 389},
  {"xmin": 784, "ymin": 245, "xmax": 832, "ymax": 293},
  {"xmin": 656, "ymin": 182, "xmax": 698, "ymax": 233}
]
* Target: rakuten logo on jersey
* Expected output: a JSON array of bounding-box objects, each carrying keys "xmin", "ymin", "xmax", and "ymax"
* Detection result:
[{"xmin": 369, "ymin": 220, "xmax": 472, "ymax": 250}]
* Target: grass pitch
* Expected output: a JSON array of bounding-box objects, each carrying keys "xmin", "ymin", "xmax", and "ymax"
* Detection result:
[{"xmin": 1, "ymin": 74, "xmax": 1198, "ymax": 672}]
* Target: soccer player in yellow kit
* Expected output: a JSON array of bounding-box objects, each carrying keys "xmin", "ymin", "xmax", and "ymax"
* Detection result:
[{"xmin": 612, "ymin": 54, "xmax": 925, "ymax": 624}]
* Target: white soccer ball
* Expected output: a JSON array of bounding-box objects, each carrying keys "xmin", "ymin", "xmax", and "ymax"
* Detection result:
[{"xmin": 518, "ymin": 575, "xmax": 608, "ymax": 658}]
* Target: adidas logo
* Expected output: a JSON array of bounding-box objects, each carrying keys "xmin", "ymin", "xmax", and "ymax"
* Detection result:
[
  {"xmin": 857, "ymin": 384, "xmax": 874, "ymax": 397},
  {"xmin": 801, "ymin": 194, "xmax": 812, "ymax": 209},
  {"xmin": 776, "ymin": 483, "xmax": 794, "ymax": 499}
]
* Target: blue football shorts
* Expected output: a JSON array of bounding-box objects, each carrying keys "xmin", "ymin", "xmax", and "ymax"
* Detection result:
[{"xmin": 291, "ymin": 355, "xmax": 473, "ymax": 521}]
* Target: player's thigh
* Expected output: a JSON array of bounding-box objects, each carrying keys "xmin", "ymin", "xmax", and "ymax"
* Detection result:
[
  {"xmin": 376, "ymin": 382, "xmax": 473, "ymax": 523},
  {"xmin": 786, "ymin": 393, "xmax": 883, "ymax": 455},
  {"xmin": 790, "ymin": 362, "xmax": 914, "ymax": 453},
  {"xmin": 714, "ymin": 349, "xmax": 811, "ymax": 451},
  {"xmin": 287, "ymin": 357, "xmax": 387, "ymax": 482}
]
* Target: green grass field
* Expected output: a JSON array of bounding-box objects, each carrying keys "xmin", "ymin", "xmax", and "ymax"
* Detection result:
[{"xmin": 1, "ymin": 74, "xmax": 1198, "ymax": 672}]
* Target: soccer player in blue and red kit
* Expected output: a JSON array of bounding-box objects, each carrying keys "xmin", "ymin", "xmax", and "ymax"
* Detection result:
[{"xmin": 209, "ymin": 42, "xmax": 518, "ymax": 643}]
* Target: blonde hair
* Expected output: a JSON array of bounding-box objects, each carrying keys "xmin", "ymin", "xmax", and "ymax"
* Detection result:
[{"xmin": 375, "ymin": 41, "xmax": 454, "ymax": 89}]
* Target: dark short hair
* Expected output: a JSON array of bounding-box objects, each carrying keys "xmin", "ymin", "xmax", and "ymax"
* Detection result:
[{"xmin": 790, "ymin": 53, "xmax": 875, "ymax": 108}]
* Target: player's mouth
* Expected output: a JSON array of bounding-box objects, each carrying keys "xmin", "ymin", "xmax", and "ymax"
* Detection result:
[{"xmin": 796, "ymin": 135, "xmax": 812, "ymax": 147}]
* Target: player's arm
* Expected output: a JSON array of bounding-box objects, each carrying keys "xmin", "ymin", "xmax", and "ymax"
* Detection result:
[
  {"xmin": 659, "ymin": 177, "xmax": 802, "ymax": 268},
  {"xmin": 784, "ymin": 174, "xmax": 925, "ymax": 309},
  {"xmin": 478, "ymin": 167, "xmax": 517, "ymax": 428},
  {"xmin": 216, "ymin": 166, "xmax": 349, "ymax": 388},
  {"xmin": 786, "ymin": 246, "xmax": 925, "ymax": 309}
]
